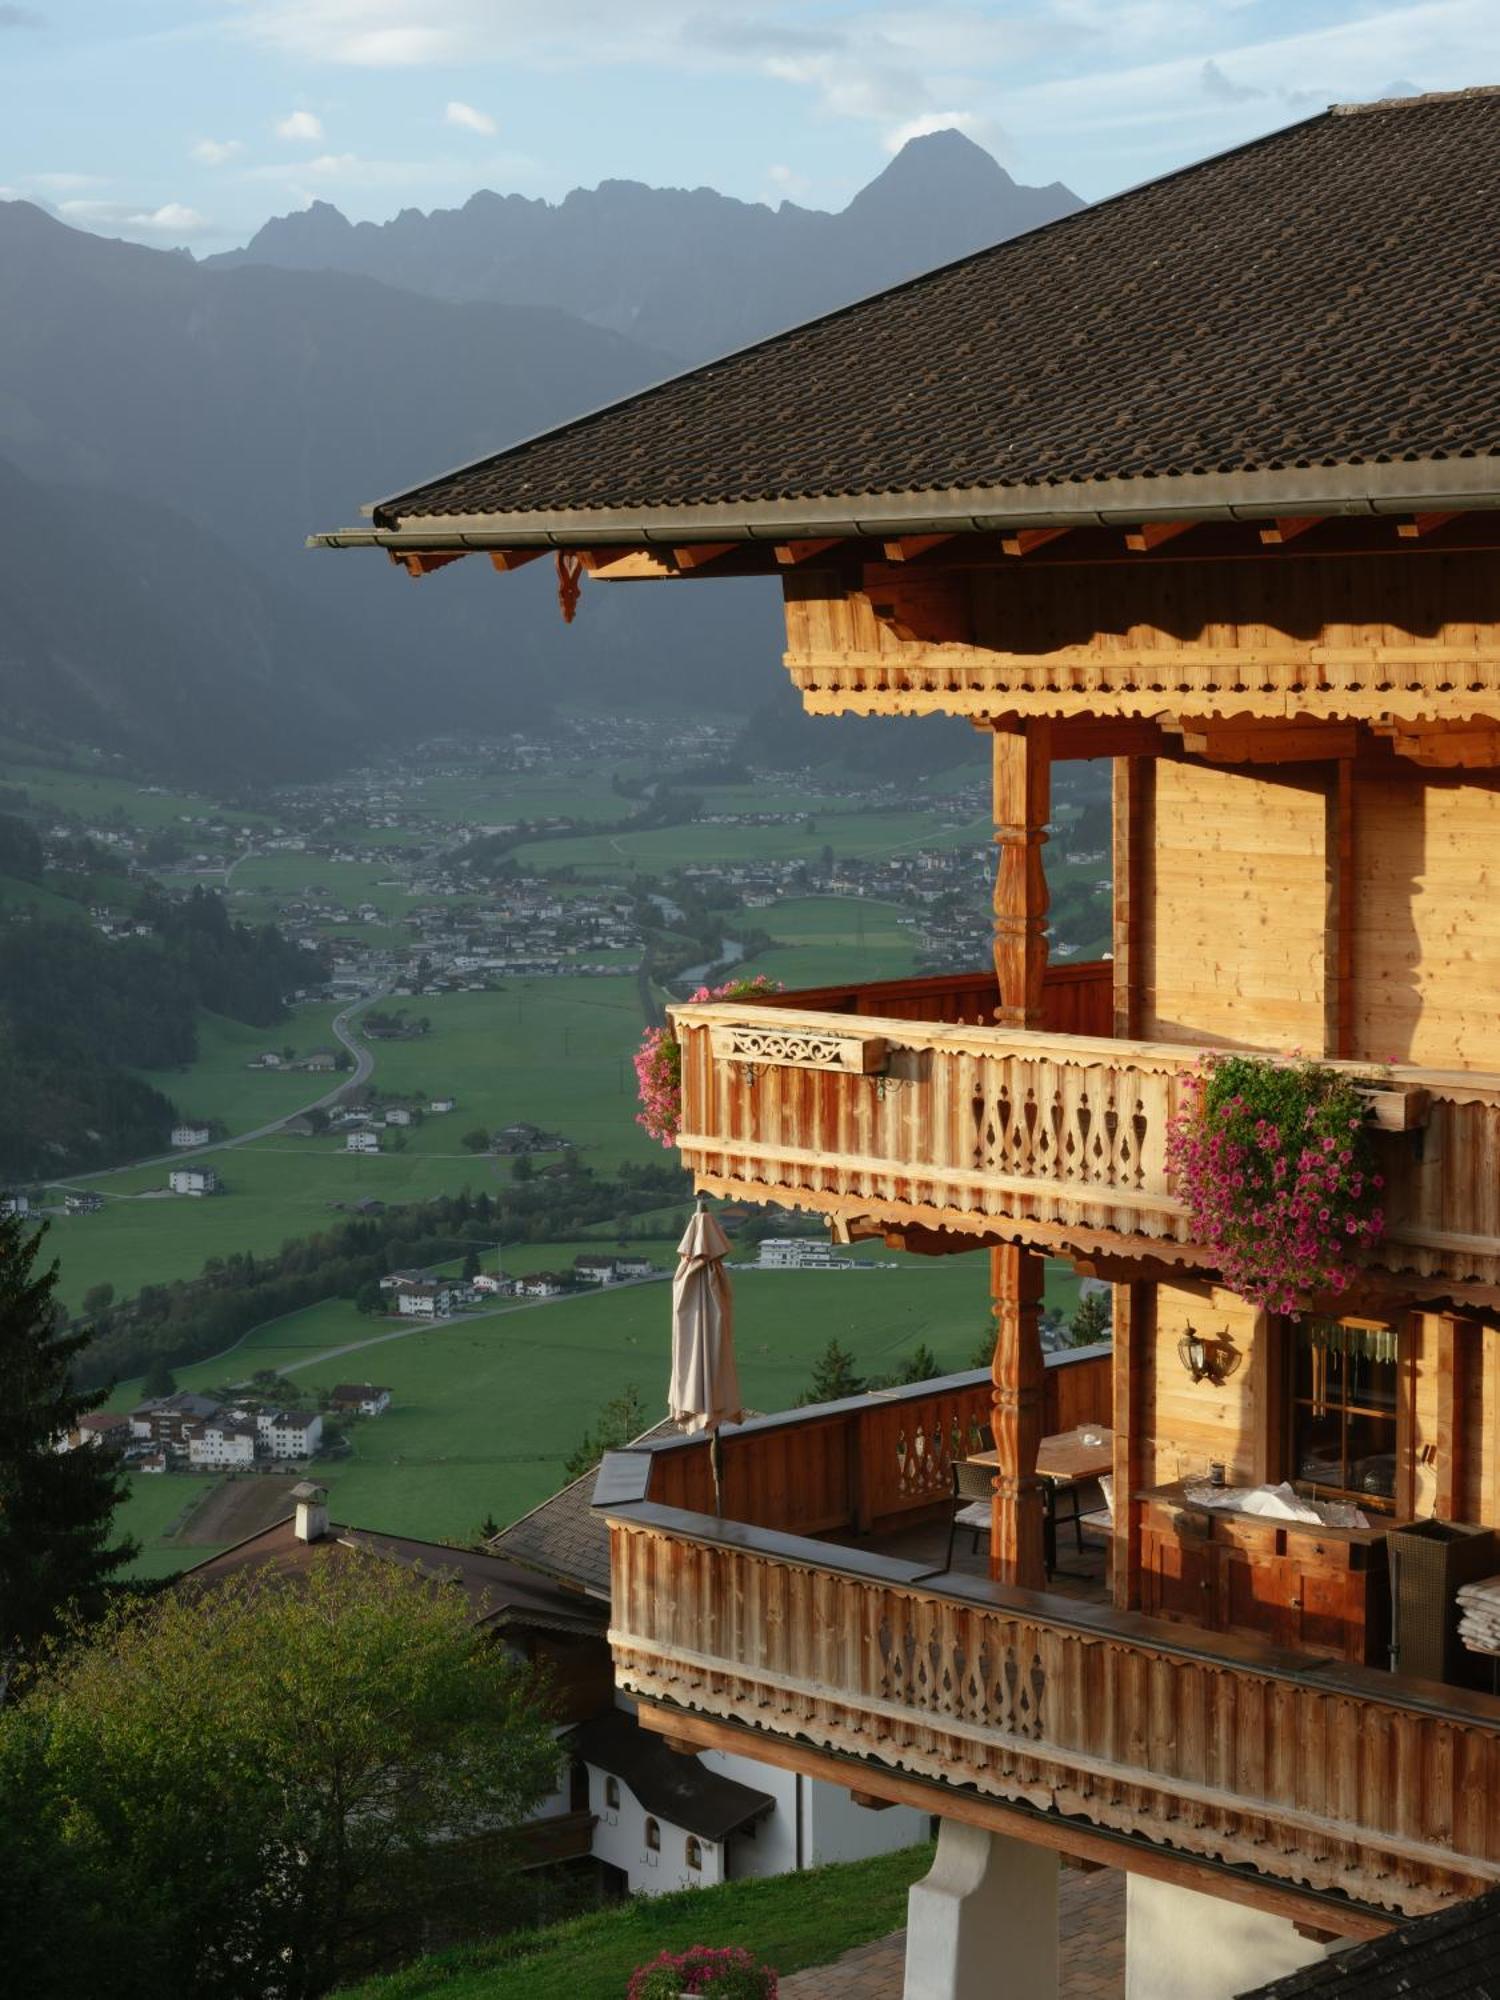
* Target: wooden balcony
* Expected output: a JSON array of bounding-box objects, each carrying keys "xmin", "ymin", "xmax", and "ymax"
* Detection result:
[
  {"xmin": 671, "ymin": 964, "xmax": 1500, "ymax": 1304},
  {"xmin": 597, "ymin": 1364, "xmax": 1500, "ymax": 1923}
]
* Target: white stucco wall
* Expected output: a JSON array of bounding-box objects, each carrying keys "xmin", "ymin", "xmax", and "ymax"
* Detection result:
[
  {"xmin": 584, "ymin": 1764, "xmax": 725, "ymax": 1895},
  {"xmin": 806, "ymin": 1776, "xmax": 931, "ymax": 1866},
  {"xmin": 1126, "ymin": 1877, "xmax": 1342, "ymax": 2000},
  {"xmin": 697, "ymin": 1747, "xmax": 930, "ymax": 1875}
]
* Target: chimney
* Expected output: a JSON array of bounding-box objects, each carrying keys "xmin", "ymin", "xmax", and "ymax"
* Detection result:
[{"xmin": 291, "ymin": 1480, "xmax": 329, "ymax": 1543}]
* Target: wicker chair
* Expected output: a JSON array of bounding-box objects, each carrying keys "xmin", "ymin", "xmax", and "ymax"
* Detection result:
[{"xmin": 943, "ymin": 1459, "xmax": 995, "ymax": 1571}]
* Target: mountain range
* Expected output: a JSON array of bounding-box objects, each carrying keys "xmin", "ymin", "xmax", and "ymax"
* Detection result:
[{"xmin": 0, "ymin": 134, "xmax": 1081, "ymax": 779}]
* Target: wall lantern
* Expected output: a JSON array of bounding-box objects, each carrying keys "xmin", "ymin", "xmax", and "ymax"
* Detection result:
[{"xmin": 1177, "ymin": 1324, "xmax": 1240, "ymax": 1387}]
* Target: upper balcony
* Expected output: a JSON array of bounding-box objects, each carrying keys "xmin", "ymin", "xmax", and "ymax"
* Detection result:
[
  {"xmin": 597, "ymin": 1359, "xmax": 1500, "ymax": 1928},
  {"xmin": 670, "ymin": 964, "xmax": 1500, "ymax": 1307}
]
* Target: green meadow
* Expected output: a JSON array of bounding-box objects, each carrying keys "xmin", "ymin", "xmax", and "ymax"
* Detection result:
[
  {"xmin": 132, "ymin": 999, "xmax": 350, "ymax": 1136},
  {"xmin": 107, "ymin": 1246, "xmax": 1086, "ymax": 1566}
]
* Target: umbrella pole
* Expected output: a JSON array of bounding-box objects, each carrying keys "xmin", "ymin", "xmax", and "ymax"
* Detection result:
[{"xmin": 710, "ymin": 1429, "xmax": 724, "ymax": 1517}]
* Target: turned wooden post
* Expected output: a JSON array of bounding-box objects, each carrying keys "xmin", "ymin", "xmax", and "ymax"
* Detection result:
[
  {"xmin": 987, "ymin": 721, "xmax": 1052, "ymax": 1588},
  {"xmin": 991, "ymin": 719, "xmax": 1051, "ymax": 1029},
  {"xmin": 989, "ymin": 1245, "xmax": 1047, "ymax": 1588}
]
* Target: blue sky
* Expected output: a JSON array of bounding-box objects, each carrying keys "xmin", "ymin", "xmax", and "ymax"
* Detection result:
[{"xmin": 1, "ymin": 2, "xmax": 1493, "ymax": 250}]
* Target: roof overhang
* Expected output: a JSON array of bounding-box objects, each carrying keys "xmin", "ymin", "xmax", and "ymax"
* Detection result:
[{"xmin": 311, "ymin": 454, "xmax": 1500, "ymax": 554}]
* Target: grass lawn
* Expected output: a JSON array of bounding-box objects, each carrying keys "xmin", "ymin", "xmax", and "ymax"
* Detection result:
[
  {"xmin": 112, "ymin": 1471, "xmax": 229, "ymax": 1580},
  {"xmin": 742, "ymin": 894, "xmax": 921, "ymax": 988},
  {"xmin": 132, "ymin": 999, "xmax": 350, "ymax": 1136},
  {"xmin": 361, "ymin": 980, "xmax": 654, "ymax": 1168},
  {"xmin": 333, "ymin": 1843, "xmax": 933, "ymax": 2000},
  {"xmin": 509, "ymin": 808, "xmax": 965, "ymax": 876}
]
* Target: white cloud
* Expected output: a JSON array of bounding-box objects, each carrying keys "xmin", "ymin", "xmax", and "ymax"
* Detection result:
[
  {"xmin": 767, "ymin": 161, "xmax": 811, "ymax": 198},
  {"xmin": 29, "ymin": 170, "xmax": 106, "ymax": 192},
  {"xmin": 59, "ymin": 198, "xmax": 214, "ymax": 236},
  {"xmin": 192, "ymin": 138, "xmax": 245, "ymax": 166},
  {"xmin": 445, "ymin": 99, "xmax": 497, "ymax": 136},
  {"xmin": 274, "ymin": 110, "xmax": 325, "ymax": 142},
  {"xmin": 883, "ymin": 110, "xmax": 986, "ymax": 154}
]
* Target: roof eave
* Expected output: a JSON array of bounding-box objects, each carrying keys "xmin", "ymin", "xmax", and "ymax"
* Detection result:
[{"xmin": 310, "ymin": 455, "xmax": 1500, "ymax": 553}]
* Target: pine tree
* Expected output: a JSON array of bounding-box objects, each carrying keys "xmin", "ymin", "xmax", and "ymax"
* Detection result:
[
  {"xmin": 0, "ymin": 1213, "xmax": 134, "ymax": 1674},
  {"xmin": 461, "ymin": 1247, "xmax": 480, "ymax": 1282},
  {"xmin": 892, "ymin": 1340, "xmax": 944, "ymax": 1385},
  {"xmin": 140, "ymin": 1358, "xmax": 176, "ymax": 1399},
  {"xmin": 1068, "ymin": 1289, "xmax": 1112, "ymax": 1346},
  {"xmin": 799, "ymin": 1338, "xmax": 865, "ymax": 1406}
]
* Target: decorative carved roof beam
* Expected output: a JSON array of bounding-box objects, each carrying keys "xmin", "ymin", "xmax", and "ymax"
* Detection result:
[
  {"xmin": 489, "ymin": 549, "xmax": 546, "ymax": 572},
  {"xmin": 1258, "ymin": 517, "xmax": 1323, "ymax": 545},
  {"xmin": 774, "ymin": 538, "xmax": 845, "ymax": 565},
  {"xmin": 1124, "ymin": 521, "xmax": 1194, "ymax": 552},
  {"xmin": 1000, "ymin": 527, "xmax": 1070, "ymax": 557},
  {"xmin": 881, "ymin": 534, "xmax": 956, "ymax": 562},
  {"xmin": 670, "ymin": 542, "xmax": 739, "ymax": 570},
  {"xmin": 1381, "ymin": 720, "xmax": 1500, "ymax": 767},
  {"xmin": 1397, "ymin": 513, "xmax": 1458, "ymax": 539},
  {"xmin": 1178, "ymin": 720, "xmax": 1360, "ymax": 763},
  {"xmin": 577, "ymin": 547, "xmax": 675, "ymax": 579},
  {"xmin": 391, "ymin": 549, "xmax": 467, "ymax": 578}
]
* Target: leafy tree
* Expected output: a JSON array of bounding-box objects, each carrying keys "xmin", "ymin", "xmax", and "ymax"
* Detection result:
[
  {"xmin": 461, "ymin": 1128, "xmax": 490, "ymax": 1153},
  {"xmin": 562, "ymin": 1385, "xmax": 647, "ymax": 1481},
  {"xmin": 968, "ymin": 1328, "xmax": 996, "ymax": 1370},
  {"xmin": 0, "ymin": 1554, "xmax": 561, "ymax": 1999},
  {"xmin": 476, "ymin": 1513, "xmax": 499, "ymax": 1543},
  {"xmin": 0, "ymin": 1214, "xmax": 133, "ymax": 1677},
  {"xmin": 891, "ymin": 1340, "xmax": 944, "ymax": 1386},
  {"xmin": 799, "ymin": 1338, "xmax": 865, "ymax": 1407},
  {"xmin": 1068, "ymin": 1290, "xmax": 1112, "ymax": 1346},
  {"xmin": 512, "ymin": 1155, "xmax": 534, "ymax": 1183},
  {"xmin": 140, "ymin": 1357, "xmax": 176, "ymax": 1398},
  {"xmin": 354, "ymin": 1279, "xmax": 385, "ymax": 1317},
  {"xmin": 461, "ymin": 1247, "xmax": 480, "ymax": 1282},
  {"xmin": 81, "ymin": 1282, "xmax": 115, "ymax": 1318}
]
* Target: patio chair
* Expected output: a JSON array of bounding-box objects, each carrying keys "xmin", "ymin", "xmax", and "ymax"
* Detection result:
[
  {"xmin": 943, "ymin": 1459, "xmax": 994, "ymax": 1571},
  {"xmin": 1078, "ymin": 1474, "xmax": 1115, "ymax": 1554}
]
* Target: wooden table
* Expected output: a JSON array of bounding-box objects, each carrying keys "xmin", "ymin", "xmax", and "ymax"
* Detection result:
[
  {"xmin": 968, "ymin": 1425, "xmax": 1113, "ymax": 1484},
  {"xmin": 968, "ymin": 1427, "xmax": 1113, "ymax": 1572}
]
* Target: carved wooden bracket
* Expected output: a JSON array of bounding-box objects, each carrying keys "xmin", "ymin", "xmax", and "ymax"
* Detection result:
[
  {"xmin": 707, "ymin": 1021, "xmax": 888, "ymax": 1076},
  {"xmin": 1358, "ymin": 1082, "xmax": 1430, "ymax": 1133}
]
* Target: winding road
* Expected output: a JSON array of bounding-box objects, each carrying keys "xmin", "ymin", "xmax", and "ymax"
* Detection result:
[{"xmin": 55, "ymin": 990, "xmax": 388, "ymax": 1192}]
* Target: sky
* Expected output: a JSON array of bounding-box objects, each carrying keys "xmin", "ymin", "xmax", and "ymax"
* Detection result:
[{"xmin": 0, "ymin": 1, "xmax": 1494, "ymax": 252}]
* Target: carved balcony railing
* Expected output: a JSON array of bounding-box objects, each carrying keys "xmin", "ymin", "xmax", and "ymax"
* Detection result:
[
  {"xmin": 601, "ymin": 1497, "xmax": 1500, "ymax": 1919},
  {"xmin": 671, "ymin": 970, "xmax": 1500, "ymax": 1301}
]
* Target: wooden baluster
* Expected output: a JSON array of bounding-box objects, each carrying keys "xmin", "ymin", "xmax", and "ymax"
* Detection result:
[
  {"xmin": 989, "ymin": 1243, "xmax": 1048, "ymax": 1589},
  {"xmin": 991, "ymin": 719, "xmax": 1051, "ymax": 1029}
]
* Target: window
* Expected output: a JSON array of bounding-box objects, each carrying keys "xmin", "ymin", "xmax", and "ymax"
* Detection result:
[
  {"xmin": 644, "ymin": 1817, "xmax": 660, "ymax": 1852},
  {"xmin": 685, "ymin": 1836, "xmax": 702, "ymax": 1871},
  {"xmin": 604, "ymin": 1775, "xmax": 620, "ymax": 1810},
  {"xmin": 1288, "ymin": 1318, "xmax": 1399, "ymax": 1511}
]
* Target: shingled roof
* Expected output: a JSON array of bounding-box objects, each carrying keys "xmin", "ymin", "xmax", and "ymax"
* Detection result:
[
  {"xmin": 1235, "ymin": 1885, "xmax": 1500, "ymax": 1998},
  {"xmin": 328, "ymin": 90, "xmax": 1500, "ymax": 552}
]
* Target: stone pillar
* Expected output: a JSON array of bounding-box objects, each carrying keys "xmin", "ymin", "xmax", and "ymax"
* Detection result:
[
  {"xmin": 990, "ymin": 1244, "xmax": 1048, "ymax": 1589},
  {"xmin": 1125, "ymin": 1876, "xmax": 1342, "ymax": 2000},
  {"xmin": 902, "ymin": 1820, "xmax": 1058, "ymax": 2000}
]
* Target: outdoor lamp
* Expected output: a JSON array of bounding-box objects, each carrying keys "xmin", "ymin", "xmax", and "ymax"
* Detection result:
[{"xmin": 1178, "ymin": 1324, "xmax": 1238, "ymax": 1385}]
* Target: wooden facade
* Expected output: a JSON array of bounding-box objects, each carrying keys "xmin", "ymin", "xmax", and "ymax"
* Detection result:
[{"xmin": 579, "ymin": 516, "xmax": 1500, "ymax": 1930}]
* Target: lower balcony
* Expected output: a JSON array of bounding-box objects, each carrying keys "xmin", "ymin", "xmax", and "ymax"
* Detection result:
[
  {"xmin": 597, "ymin": 1361, "xmax": 1500, "ymax": 1924},
  {"xmin": 670, "ymin": 965, "xmax": 1500, "ymax": 1304}
]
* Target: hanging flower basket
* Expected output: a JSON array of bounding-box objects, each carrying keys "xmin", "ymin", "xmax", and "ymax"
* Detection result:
[
  {"xmin": 627, "ymin": 1944, "xmax": 779, "ymax": 1999},
  {"xmin": 635, "ymin": 976, "xmax": 783, "ymax": 1148},
  {"xmin": 1165, "ymin": 1053, "xmax": 1386, "ymax": 1317}
]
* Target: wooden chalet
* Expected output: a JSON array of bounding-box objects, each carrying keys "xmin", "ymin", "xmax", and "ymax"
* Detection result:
[{"xmin": 315, "ymin": 88, "xmax": 1500, "ymax": 1998}]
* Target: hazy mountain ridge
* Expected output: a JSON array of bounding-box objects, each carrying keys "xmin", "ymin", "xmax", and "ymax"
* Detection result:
[
  {"xmin": 0, "ymin": 133, "xmax": 1080, "ymax": 778},
  {"xmin": 210, "ymin": 131, "xmax": 1082, "ymax": 362}
]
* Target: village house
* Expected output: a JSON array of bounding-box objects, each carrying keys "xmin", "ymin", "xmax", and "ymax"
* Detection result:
[
  {"xmin": 471, "ymin": 1271, "xmax": 512, "ymax": 1296},
  {"xmin": 319, "ymin": 87, "xmax": 1500, "ymax": 2000},
  {"xmin": 0, "ymin": 1190, "xmax": 30, "ymax": 1218},
  {"xmin": 517, "ymin": 1272, "xmax": 568, "ymax": 1299},
  {"xmin": 756, "ymin": 1237, "xmax": 854, "ymax": 1271},
  {"xmin": 170, "ymin": 1123, "xmax": 211, "ymax": 1149},
  {"xmin": 65, "ymin": 1410, "xmax": 131, "ymax": 1452},
  {"xmin": 65, "ymin": 1190, "xmax": 105, "ymax": 1215},
  {"xmin": 130, "ymin": 1391, "xmax": 222, "ymax": 1450},
  {"xmin": 572, "ymin": 1255, "xmax": 622, "ymax": 1285},
  {"xmin": 345, "ymin": 1130, "xmax": 380, "ymax": 1154},
  {"xmin": 429, "ymin": 1095, "xmax": 456, "ymax": 1114},
  {"xmin": 256, "ymin": 1408, "xmax": 323, "ymax": 1460},
  {"xmin": 168, "ymin": 1165, "xmax": 220, "ymax": 1197},
  {"xmin": 187, "ymin": 1415, "xmax": 258, "ymax": 1469},
  {"xmin": 328, "ymin": 1383, "xmax": 392, "ymax": 1417},
  {"xmin": 383, "ymin": 1106, "xmax": 413, "ymax": 1127},
  {"xmin": 395, "ymin": 1280, "xmax": 453, "ymax": 1319}
]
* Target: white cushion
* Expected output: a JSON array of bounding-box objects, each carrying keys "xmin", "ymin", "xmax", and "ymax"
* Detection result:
[{"xmin": 956, "ymin": 1502, "xmax": 991, "ymax": 1531}]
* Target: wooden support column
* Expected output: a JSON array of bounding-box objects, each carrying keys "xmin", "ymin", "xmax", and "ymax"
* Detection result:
[
  {"xmin": 1112, "ymin": 1282, "xmax": 1146, "ymax": 1610},
  {"xmin": 1435, "ymin": 1315, "xmax": 1463, "ymax": 1521},
  {"xmin": 991, "ymin": 720, "xmax": 1051, "ymax": 1029},
  {"xmin": 1325, "ymin": 757, "xmax": 1355, "ymax": 1058},
  {"xmin": 989, "ymin": 1245, "xmax": 1047, "ymax": 1589},
  {"xmin": 1111, "ymin": 755, "xmax": 1147, "ymax": 1040}
]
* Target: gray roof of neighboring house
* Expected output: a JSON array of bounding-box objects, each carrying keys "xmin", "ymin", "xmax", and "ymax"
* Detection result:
[
  {"xmin": 1235, "ymin": 1887, "xmax": 1500, "ymax": 1998},
  {"xmin": 568, "ymin": 1708, "xmax": 774, "ymax": 1843},
  {"xmin": 488, "ymin": 1419, "xmax": 682, "ymax": 1597},
  {"xmin": 341, "ymin": 90, "xmax": 1500, "ymax": 548}
]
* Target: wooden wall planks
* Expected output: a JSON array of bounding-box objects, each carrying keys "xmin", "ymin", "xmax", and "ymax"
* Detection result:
[{"xmin": 1141, "ymin": 758, "xmax": 1330, "ymax": 1052}]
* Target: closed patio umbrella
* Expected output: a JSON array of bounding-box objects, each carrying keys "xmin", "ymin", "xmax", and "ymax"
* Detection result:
[{"xmin": 669, "ymin": 1201, "xmax": 742, "ymax": 1512}]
